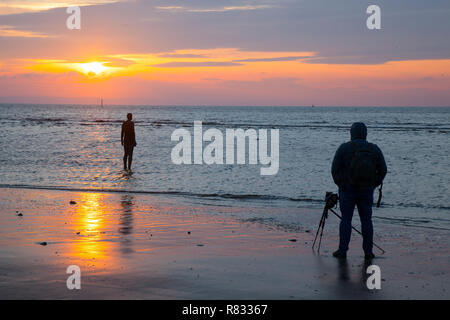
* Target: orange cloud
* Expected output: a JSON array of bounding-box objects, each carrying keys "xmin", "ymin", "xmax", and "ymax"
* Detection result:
[
  {"xmin": 0, "ymin": 1, "xmax": 119, "ymax": 15},
  {"xmin": 0, "ymin": 25, "xmax": 50, "ymax": 38}
]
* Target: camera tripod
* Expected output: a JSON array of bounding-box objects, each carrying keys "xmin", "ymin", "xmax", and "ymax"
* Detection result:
[{"xmin": 312, "ymin": 193, "xmax": 385, "ymax": 254}]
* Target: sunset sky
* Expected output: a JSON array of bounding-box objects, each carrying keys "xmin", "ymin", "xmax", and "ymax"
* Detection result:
[{"xmin": 0, "ymin": 0, "xmax": 449, "ymax": 106}]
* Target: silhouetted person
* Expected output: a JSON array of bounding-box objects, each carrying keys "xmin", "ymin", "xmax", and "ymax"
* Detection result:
[
  {"xmin": 331, "ymin": 122, "xmax": 387, "ymax": 260},
  {"xmin": 121, "ymin": 113, "xmax": 136, "ymax": 170}
]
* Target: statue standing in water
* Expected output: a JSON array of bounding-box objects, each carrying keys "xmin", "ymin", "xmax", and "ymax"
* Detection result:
[{"xmin": 121, "ymin": 113, "xmax": 137, "ymax": 171}]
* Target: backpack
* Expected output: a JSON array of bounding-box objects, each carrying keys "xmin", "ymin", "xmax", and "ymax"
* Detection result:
[{"xmin": 349, "ymin": 142, "xmax": 377, "ymax": 188}]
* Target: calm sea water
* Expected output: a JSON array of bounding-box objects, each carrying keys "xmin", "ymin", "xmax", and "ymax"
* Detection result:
[{"xmin": 0, "ymin": 104, "xmax": 449, "ymax": 230}]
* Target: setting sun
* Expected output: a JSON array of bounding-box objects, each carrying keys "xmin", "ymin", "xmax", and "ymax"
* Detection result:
[{"xmin": 78, "ymin": 62, "xmax": 108, "ymax": 76}]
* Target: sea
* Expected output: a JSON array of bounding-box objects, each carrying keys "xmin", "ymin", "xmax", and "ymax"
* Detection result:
[{"xmin": 0, "ymin": 104, "xmax": 449, "ymax": 230}]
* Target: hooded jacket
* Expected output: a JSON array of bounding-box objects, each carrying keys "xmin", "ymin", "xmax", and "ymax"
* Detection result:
[{"xmin": 331, "ymin": 122, "xmax": 387, "ymax": 188}]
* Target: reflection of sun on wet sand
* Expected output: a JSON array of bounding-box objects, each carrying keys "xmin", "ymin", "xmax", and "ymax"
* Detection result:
[
  {"xmin": 0, "ymin": 187, "xmax": 448, "ymax": 299},
  {"xmin": 65, "ymin": 193, "xmax": 146, "ymax": 275},
  {"xmin": 69, "ymin": 193, "xmax": 110, "ymax": 265}
]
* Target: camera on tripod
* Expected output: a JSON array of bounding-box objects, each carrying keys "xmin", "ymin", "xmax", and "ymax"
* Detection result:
[{"xmin": 324, "ymin": 192, "xmax": 338, "ymax": 210}]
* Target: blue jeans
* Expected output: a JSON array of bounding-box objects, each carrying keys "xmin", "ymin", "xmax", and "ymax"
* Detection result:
[{"xmin": 338, "ymin": 184, "xmax": 374, "ymax": 254}]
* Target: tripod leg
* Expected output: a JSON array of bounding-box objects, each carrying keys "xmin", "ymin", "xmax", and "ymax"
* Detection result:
[
  {"xmin": 312, "ymin": 216, "xmax": 322, "ymax": 249},
  {"xmin": 313, "ymin": 214, "xmax": 325, "ymax": 250},
  {"xmin": 318, "ymin": 220, "xmax": 325, "ymax": 252}
]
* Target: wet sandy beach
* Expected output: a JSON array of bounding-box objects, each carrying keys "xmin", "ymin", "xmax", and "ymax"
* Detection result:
[{"xmin": 0, "ymin": 187, "xmax": 448, "ymax": 299}]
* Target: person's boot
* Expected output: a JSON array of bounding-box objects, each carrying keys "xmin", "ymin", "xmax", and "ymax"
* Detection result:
[{"xmin": 333, "ymin": 250, "xmax": 347, "ymax": 259}]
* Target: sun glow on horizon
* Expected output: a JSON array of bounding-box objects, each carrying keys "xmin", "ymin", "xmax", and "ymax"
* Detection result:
[
  {"xmin": 12, "ymin": 50, "xmax": 450, "ymax": 105},
  {"xmin": 78, "ymin": 61, "xmax": 109, "ymax": 76}
]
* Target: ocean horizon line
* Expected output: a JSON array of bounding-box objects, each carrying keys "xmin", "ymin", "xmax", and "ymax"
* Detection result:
[{"xmin": 1, "ymin": 102, "xmax": 450, "ymax": 108}]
